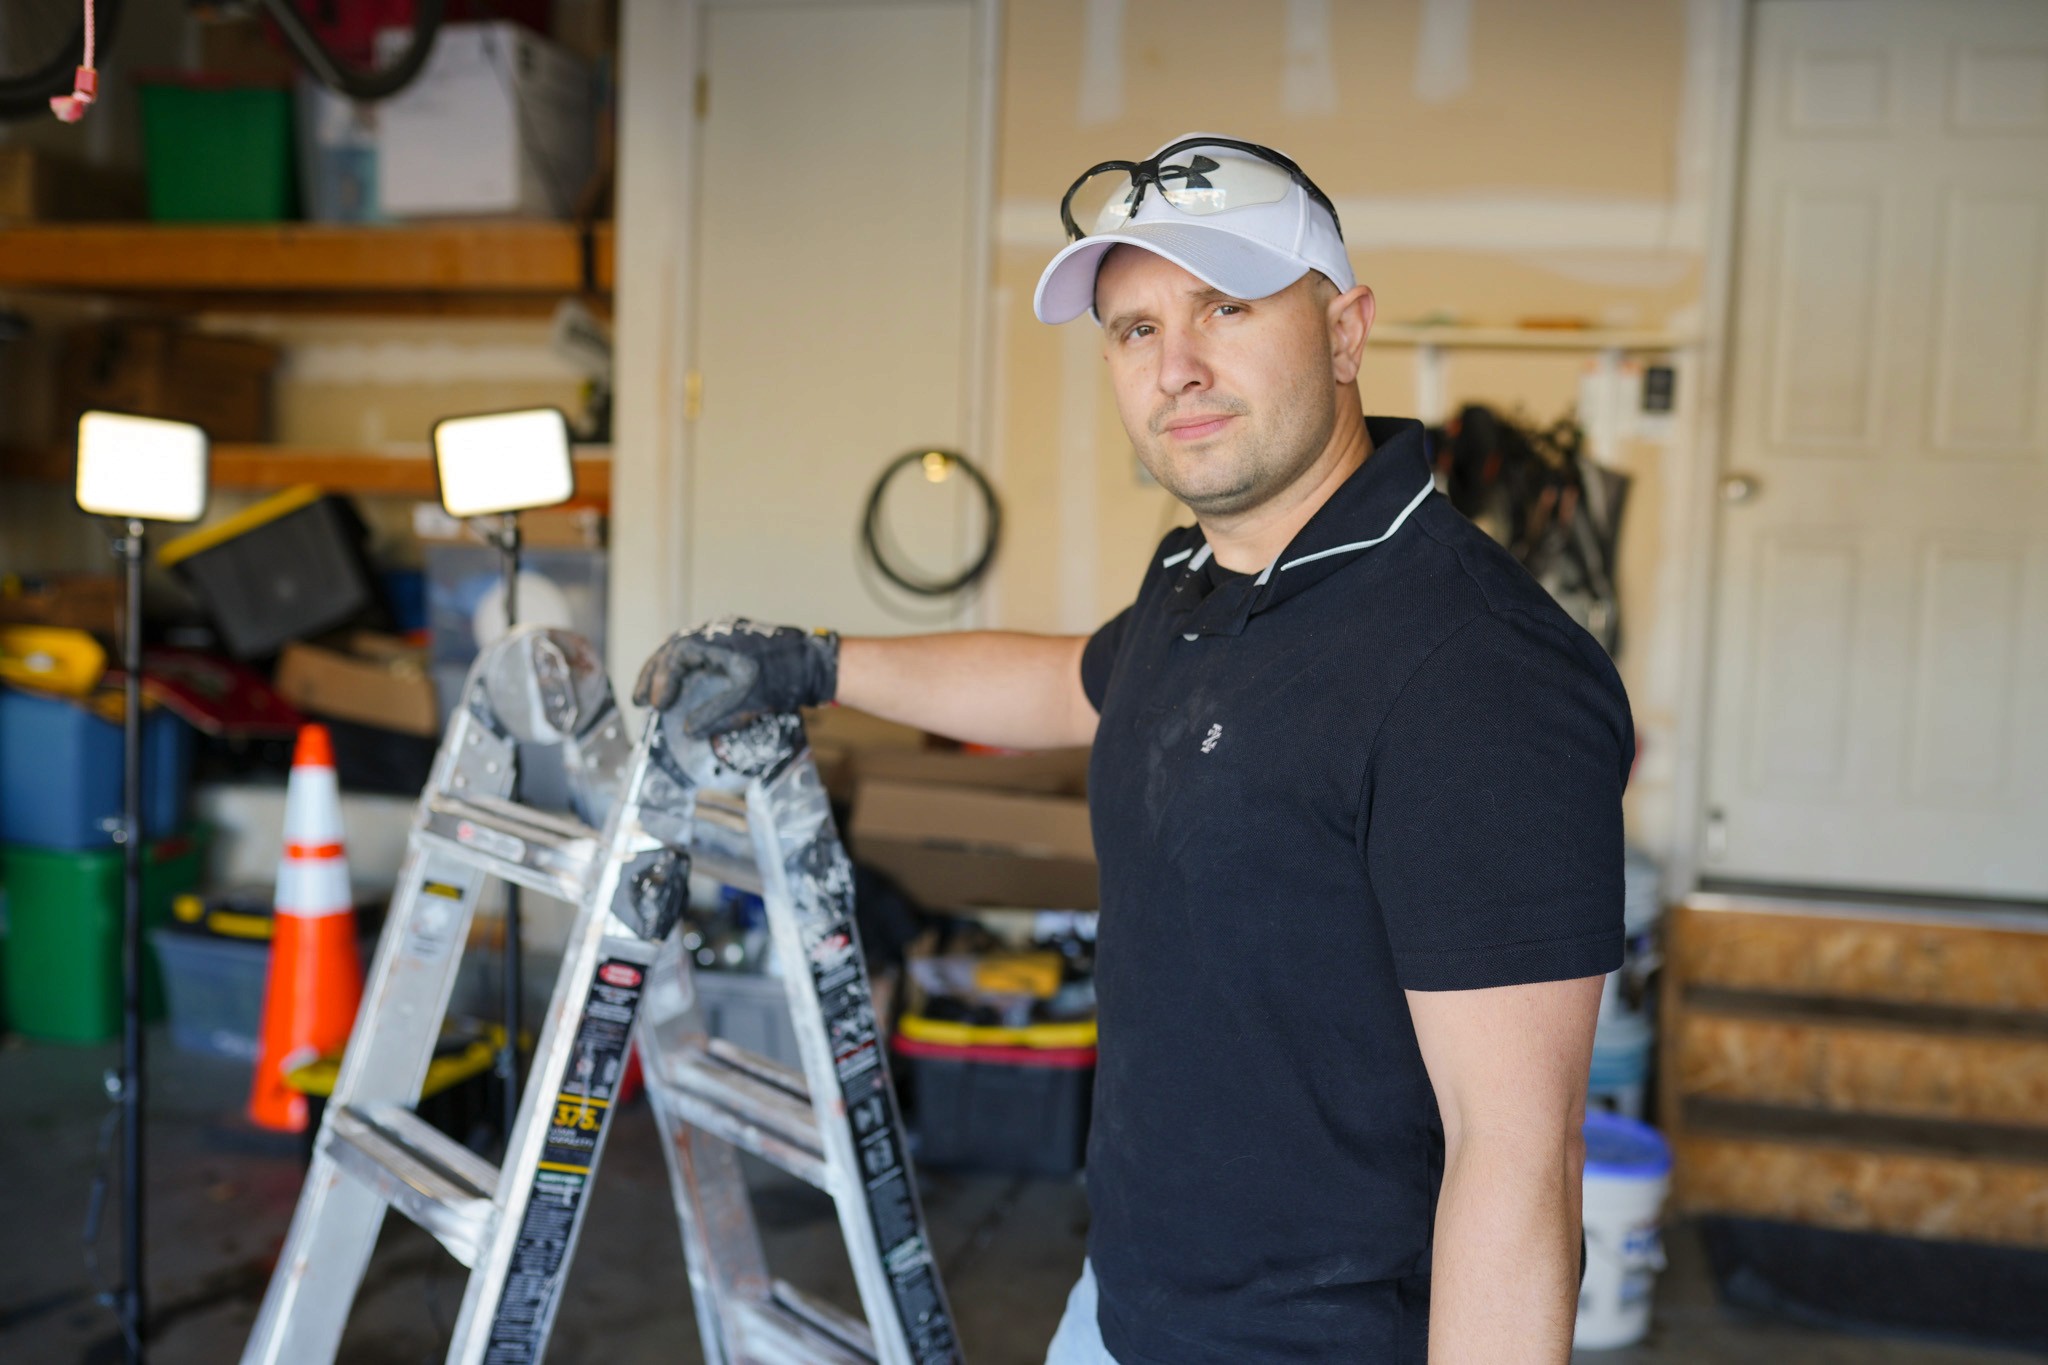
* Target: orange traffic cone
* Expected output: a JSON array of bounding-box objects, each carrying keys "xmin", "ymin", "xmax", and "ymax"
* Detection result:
[{"xmin": 248, "ymin": 724, "xmax": 364, "ymax": 1132}]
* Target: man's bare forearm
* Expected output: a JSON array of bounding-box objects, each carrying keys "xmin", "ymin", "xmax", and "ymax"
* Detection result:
[
  {"xmin": 1427, "ymin": 1132, "xmax": 1582, "ymax": 1363},
  {"xmin": 835, "ymin": 632, "xmax": 1097, "ymax": 750}
]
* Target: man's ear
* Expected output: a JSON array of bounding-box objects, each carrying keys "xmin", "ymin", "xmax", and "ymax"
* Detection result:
[{"xmin": 1328, "ymin": 284, "xmax": 1375, "ymax": 386}]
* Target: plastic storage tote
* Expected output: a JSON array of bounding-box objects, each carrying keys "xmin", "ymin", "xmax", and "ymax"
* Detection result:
[
  {"xmin": 152, "ymin": 927, "xmax": 269, "ymax": 1060},
  {"xmin": 158, "ymin": 486, "xmax": 377, "ymax": 659},
  {"xmin": 0, "ymin": 687, "xmax": 194, "ymax": 849},
  {"xmin": 1, "ymin": 830, "xmax": 208, "ymax": 1042},
  {"xmin": 892, "ymin": 1016, "xmax": 1096, "ymax": 1176},
  {"xmin": 138, "ymin": 78, "xmax": 296, "ymax": 222}
]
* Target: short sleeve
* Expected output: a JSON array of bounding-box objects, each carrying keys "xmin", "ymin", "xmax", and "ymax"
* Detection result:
[
  {"xmin": 1080, "ymin": 607, "xmax": 1132, "ymax": 713},
  {"xmin": 1363, "ymin": 610, "xmax": 1634, "ymax": 992}
]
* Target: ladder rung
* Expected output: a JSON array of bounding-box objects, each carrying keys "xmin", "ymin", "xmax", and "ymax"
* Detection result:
[
  {"xmin": 326, "ymin": 1104, "xmax": 499, "ymax": 1268},
  {"xmin": 688, "ymin": 790, "xmax": 763, "ymax": 894},
  {"xmin": 739, "ymin": 1286, "xmax": 877, "ymax": 1364},
  {"xmin": 657, "ymin": 1041, "xmax": 829, "ymax": 1190},
  {"xmin": 420, "ymin": 793, "xmax": 601, "ymax": 901}
]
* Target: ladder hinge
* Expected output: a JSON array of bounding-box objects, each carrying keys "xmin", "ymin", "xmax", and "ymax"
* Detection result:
[
  {"xmin": 685, "ymin": 371, "xmax": 703, "ymax": 422},
  {"xmin": 695, "ymin": 73, "xmax": 709, "ymax": 118}
]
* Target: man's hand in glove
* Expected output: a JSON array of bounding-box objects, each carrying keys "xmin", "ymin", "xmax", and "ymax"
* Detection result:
[{"xmin": 631, "ymin": 618, "xmax": 841, "ymax": 738}]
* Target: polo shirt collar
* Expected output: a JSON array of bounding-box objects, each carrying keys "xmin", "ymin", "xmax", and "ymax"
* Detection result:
[{"xmin": 1163, "ymin": 417, "xmax": 1437, "ymax": 639}]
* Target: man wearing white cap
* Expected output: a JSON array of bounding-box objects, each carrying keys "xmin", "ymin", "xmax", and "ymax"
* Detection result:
[{"xmin": 637, "ymin": 134, "xmax": 1631, "ymax": 1363}]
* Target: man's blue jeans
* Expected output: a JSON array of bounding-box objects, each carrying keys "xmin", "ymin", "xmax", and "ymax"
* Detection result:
[{"xmin": 1044, "ymin": 1260, "xmax": 1120, "ymax": 1364}]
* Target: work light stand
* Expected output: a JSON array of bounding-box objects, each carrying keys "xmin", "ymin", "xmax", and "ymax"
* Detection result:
[
  {"xmin": 489, "ymin": 516, "xmax": 524, "ymax": 1142},
  {"xmin": 113, "ymin": 517, "xmax": 148, "ymax": 1364}
]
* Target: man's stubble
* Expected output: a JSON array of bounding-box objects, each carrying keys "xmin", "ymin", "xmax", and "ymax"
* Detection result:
[{"xmin": 1131, "ymin": 358, "xmax": 1339, "ymax": 521}]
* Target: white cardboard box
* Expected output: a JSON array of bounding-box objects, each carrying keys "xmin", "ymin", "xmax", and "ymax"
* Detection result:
[{"xmin": 375, "ymin": 21, "xmax": 593, "ymax": 219}]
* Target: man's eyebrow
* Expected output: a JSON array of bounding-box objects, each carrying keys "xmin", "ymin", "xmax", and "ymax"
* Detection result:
[{"xmin": 1100, "ymin": 287, "xmax": 1249, "ymax": 334}]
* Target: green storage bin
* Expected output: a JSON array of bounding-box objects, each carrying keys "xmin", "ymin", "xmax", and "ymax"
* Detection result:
[
  {"xmin": 138, "ymin": 79, "xmax": 297, "ymax": 222},
  {"xmin": 1, "ymin": 830, "xmax": 209, "ymax": 1043}
]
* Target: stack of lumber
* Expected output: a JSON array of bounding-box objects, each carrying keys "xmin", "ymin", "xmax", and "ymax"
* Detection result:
[{"xmin": 1661, "ymin": 894, "xmax": 2048, "ymax": 1248}]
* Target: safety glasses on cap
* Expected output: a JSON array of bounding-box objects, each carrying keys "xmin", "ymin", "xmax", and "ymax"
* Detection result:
[{"xmin": 1059, "ymin": 136, "xmax": 1344, "ymax": 242}]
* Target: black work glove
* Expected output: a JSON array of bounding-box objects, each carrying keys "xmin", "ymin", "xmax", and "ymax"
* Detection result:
[{"xmin": 631, "ymin": 618, "xmax": 840, "ymax": 738}]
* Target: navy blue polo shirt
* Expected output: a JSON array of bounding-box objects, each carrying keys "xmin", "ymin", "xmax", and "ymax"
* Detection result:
[{"xmin": 1077, "ymin": 416, "xmax": 1632, "ymax": 1364}]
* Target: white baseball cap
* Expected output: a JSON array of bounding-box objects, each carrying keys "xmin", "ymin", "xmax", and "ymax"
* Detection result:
[{"xmin": 1033, "ymin": 132, "xmax": 1354, "ymax": 325}]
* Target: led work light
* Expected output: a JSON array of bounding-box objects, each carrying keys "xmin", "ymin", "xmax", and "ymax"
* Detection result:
[
  {"xmin": 75, "ymin": 411, "xmax": 211, "ymax": 524},
  {"xmin": 431, "ymin": 407, "xmax": 576, "ymax": 519}
]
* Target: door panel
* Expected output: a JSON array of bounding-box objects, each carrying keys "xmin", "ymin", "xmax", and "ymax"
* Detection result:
[
  {"xmin": 686, "ymin": 1, "xmax": 985, "ymax": 634},
  {"xmin": 1705, "ymin": 0, "xmax": 2048, "ymax": 898}
]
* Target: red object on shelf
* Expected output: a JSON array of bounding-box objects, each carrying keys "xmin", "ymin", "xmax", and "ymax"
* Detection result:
[
  {"xmin": 105, "ymin": 648, "xmax": 303, "ymax": 739},
  {"xmin": 263, "ymin": 1, "xmax": 555, "ymax": 67}
]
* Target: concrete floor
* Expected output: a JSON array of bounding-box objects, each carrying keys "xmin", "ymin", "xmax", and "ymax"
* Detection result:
[{"xmin": 0, "ymin": 1033, "xmax": 2035, "ymax": 1364}]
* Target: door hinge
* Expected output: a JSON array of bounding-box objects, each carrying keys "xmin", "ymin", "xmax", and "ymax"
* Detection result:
[
  {"xmin": 695, "ymin": 73, "xmax": 709, "ymax": 119},
  {"xmin": 684, "ymin": 371, "xmax": 703, "ymax": 422}
]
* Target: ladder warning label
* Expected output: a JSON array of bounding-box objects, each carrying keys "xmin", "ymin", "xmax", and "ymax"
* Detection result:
[
  {"xmin": 808, "ymin": 907, "xmax": 961, "ymax": 1362},
  {"xmin": 483, "ymin": 955, "xmax": 644, "ymax": 1364}
]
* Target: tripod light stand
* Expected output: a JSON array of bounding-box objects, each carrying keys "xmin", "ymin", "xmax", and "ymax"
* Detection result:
[{"xmin": 74, "ymin": 410, "xmax": 211, "ymax": 1365}]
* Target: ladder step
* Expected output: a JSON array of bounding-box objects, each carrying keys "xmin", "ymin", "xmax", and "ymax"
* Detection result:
[
  {"xmin": 656, "ymin": 1040, "xmax": 830, "ymax": 1190},
  {"xmin": 738, "ymin": 1283, "xmax": 877, "ymax": 1364},
  {"xmin": 326, "ymin": 1104, "xmax": 499, "ymax": 1268},
  {"xmin": 420, "ymin": 793, "xmax": 602, "ymax": 901}
]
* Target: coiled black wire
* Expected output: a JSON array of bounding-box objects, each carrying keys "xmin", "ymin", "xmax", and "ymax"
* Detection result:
[{"xmin": 859, "ymin": 449, "xmax": 1001, "ymax": 597}]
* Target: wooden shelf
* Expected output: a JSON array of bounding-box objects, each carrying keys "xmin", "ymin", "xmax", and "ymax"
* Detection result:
[
  {"xmin": 2, "ymin": 442, "xmax": 612, "ymax": 503},
  {"xmin": 0, "ymin": 222, "xmax": 613, "ymax": 303},
  {"xmin": 1372, "ymin": 324, "xmax": 1695, "ymax": 352}
]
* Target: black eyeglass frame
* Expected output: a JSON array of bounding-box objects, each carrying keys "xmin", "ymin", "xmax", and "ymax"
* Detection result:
[{"xmin": 1058, "ymin": 136, "xmax": 1345, "ymax": 244}]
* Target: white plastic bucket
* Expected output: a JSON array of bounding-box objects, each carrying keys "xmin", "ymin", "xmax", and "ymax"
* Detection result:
[
  {"xmin": 1588, "ymin": 1008, "xmax": 1653, "ymax": 1119},
  {"xmin": 1575, "ymin": 1110, "xmax": 1671, "ymax": 1350}
]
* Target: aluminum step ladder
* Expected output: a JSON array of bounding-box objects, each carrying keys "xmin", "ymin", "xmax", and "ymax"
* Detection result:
[{"xmin": 241, "ymin": 626, "xmax": 961, "ymax": 1365}]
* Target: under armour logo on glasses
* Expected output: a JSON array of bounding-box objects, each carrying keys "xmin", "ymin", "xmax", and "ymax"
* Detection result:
[{"xmin": 1157, "ymin": 155, "xmax": 1220, "ymax": 190}]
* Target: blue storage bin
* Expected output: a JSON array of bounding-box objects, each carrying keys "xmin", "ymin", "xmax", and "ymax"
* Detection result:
[
  {"xmin": 151, "ymin": 928, "xmax": 267, "ymax": 1061},
  {"xmin": 0, "ymin": 687, "xmax": 194, "ymax": 849}
]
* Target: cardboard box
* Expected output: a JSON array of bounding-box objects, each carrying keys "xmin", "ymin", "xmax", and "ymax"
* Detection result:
[
  {"xmin": 856, "ymin": 747, "xmax": 1089, "ymax": 798},
  {"xmin": 59, "ymin": 323, "xmax": 279, "ymax": 444},
  {"xmin": 376, "ymin": 22, "xmax": 594, "ymax": 219},
  {"xmin": 275, "ymin": 633, "xmax": 439, "ymax": 737},
  {"xmin": 851, "ymin": 779, "xmax": 1097, "ymax": 912},
  {"xmin": 802, "ymin": 705, "xmax": 928, "ymax": 805},
  {"xmin": 0, "ymin": 146, "xmax": 143, "ymax": 225}
]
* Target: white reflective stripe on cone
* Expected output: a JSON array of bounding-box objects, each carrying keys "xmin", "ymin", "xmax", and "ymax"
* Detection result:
[{"xmin": 275, "ymin": 859, "xmax": 354, "ymax": 917}]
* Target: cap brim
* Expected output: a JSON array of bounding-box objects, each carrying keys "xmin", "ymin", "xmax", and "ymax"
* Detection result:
[{"xmin": 1032, "ymin": 221, "xmax": 1315, "ymax": 325}]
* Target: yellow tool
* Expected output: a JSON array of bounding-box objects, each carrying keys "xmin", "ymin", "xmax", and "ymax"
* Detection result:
[{"xmin": 0, "ymin": 625, "xmax": 107, "ymax": 696}]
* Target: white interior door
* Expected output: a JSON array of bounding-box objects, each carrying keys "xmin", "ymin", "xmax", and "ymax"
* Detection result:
[
  {"xmin": 685, "ymin": 0, "xmax": 989, "ymax": 635},
  {"xmin": 1703, "ymin": 0, "xmax": 2048, "ymax": 899}
]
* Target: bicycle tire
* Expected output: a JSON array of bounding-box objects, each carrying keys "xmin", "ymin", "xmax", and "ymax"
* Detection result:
[
  {"xmin": 0, "ymin": 0, "xmax": 123, "ymax": 121},
  {"xmin": 262, "ymin": 0, "xmax": 445, "ymax": 103}
]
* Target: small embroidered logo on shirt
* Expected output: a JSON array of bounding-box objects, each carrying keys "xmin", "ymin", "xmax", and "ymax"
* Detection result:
[{"xmin": 1200, "ymin": 723, "xmax": 1223, "ymax": 754}]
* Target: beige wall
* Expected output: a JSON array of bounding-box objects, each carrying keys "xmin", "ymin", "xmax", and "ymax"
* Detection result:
[{"xmin": 984, "ymin": 0, "xmax": 1720, "ymax": 854}]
